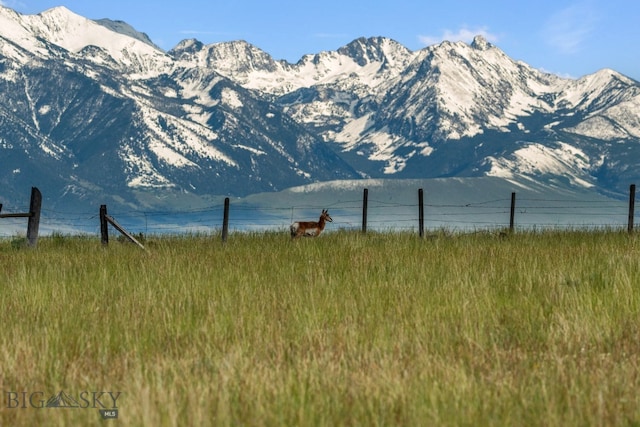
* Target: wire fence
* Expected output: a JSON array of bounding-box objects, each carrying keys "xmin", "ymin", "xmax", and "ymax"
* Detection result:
[{"xmin": 1, "ymin": 187, "xmax": 636, "ymax": 238}]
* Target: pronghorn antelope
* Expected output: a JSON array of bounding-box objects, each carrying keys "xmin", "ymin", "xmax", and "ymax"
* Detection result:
[{"xmin": 290, "ymin": 209, "xmax": 333, "ymax": 238}]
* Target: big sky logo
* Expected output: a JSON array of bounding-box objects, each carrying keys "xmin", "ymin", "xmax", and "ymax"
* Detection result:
[{"xmin": 5, "ymin": 390, "xmax": 121, "ymax": 419}]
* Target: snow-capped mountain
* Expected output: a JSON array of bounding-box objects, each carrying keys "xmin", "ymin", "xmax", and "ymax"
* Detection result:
[{"xmin": 1, "ymin": 5, "xmax": 639, "ymax": 214}]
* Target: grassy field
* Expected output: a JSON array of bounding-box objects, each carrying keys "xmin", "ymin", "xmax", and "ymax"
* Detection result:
[{"xmin": 1, "ymin": 229, "xmax": 639, "ymax": 426}]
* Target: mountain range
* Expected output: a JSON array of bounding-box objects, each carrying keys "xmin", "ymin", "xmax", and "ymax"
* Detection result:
[{"xmin": 1, "ymin": 5, "xmax": 639, "ymax": 221}]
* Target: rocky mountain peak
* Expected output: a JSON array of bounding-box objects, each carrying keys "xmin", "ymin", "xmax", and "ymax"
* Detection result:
[
  {"xmin": 336, "ymin": 36, "xmax": 412, "ymax": 67},
  {"xmin": 471, "ymin": 35, "xmax": 492, "ymax": 51},
  {"xmin": 186, "ymin": 40, "xmax": 280, "ymax": 73},
  {"xmin": 170, "ymin": 38, "xmax": 204, "ymax": 55}
]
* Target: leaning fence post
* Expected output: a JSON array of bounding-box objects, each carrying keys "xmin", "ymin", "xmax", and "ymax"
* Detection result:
[
  {"xmin": 26, "ymin": 187, "xmax": 42, "ymax": 247},
  {"xmin": 362, "ymin": 188, "xmax": 368, "ymax": 234},
  {"xmin": 222, "ymin": 197, "xmax": 230, "ymax": 242},
  {"xmin": 509, "ymin": 192, "xmax": 516, "ymax": 232},
  {"xmin": 418, "ymin": 188, "xmax": 424, "ymax": 238},
  {"xmin": 629, "ymin": 184, "xmax": 636, "ymax": 234},
  {"xmin": 100, "ymin": 205, "xmax": 109, "ymax": 245}
]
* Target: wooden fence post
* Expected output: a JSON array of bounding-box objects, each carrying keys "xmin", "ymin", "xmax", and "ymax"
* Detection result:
[
  {"xmin": 418, "ymin": 188, "xmax": 424, "ymax": 238},
  {"xmin": 629, "ymin": 184, "xmax": 636, "ymax": 234},
  {"xmin": 509, "ymin": 192, "xmax": 516, "ymax": 232},
  {"xmin": 222, "ymin": 197, "xmax": 230, "ymax": 242},
  {"xmin": 99, "ymin": 204, "xmax": 144, "ymax": 249},
  {"xmin": 362, "ymin": 188, "xmax": 368, "ymax": 234},
  {"xmin": 26, "ymin": 187, "xmax": 41, "ymax": 247},
  {"xmin": 100, "ymin": 205, "xmax": 109, "ymax": 245},
  {"xmin": 0, "ymin": 187, "xmax": 41, "ymax": 247}
]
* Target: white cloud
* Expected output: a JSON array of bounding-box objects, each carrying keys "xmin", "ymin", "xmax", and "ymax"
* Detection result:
[
  {"xmin": 419, "ymin": 26, "xmax": 499, "ymax": 46},
  {"xmin": 542, "ymin": 3, "xmax": 597, "ymax": 54}
]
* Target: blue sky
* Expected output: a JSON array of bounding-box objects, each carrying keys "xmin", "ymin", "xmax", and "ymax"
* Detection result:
[{"xmin": 2, "ymin": 0, "xmax": 639, "ymax": 80}]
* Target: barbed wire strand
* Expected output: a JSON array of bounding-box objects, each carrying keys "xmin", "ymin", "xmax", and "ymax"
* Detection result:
[{"xmin": 1, "ymin": 186, "xmax": 636, "ymax": 239}]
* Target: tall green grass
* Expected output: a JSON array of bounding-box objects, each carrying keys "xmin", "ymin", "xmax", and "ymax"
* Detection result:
[{"xmin": 1, "ymin": 230, "xmax": 639, "ymax": 426}]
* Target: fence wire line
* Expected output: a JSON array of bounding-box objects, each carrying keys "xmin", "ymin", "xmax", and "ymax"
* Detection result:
[{"xmin": 0, "ymin": 194, "xmax": 635, "ymax": 237}]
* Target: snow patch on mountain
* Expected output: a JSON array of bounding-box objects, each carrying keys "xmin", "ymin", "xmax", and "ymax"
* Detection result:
[
  {"xmin": 566, "ymin": 96, "xmax": 640, "ymax": 139},
  {"xmin": 233, "ymin": 144, "xmax": 266, "ymax": 156},
  {"xmin": 176, "ymin": 71, "xmax": 225, "ymax": 108},
  {"xmin": 485, "ymin": 142, "xmax": 594, "ymax": 188},
  {"xmin": 566, "ymin": 116, "xmax": 628, "ymax": 140},
  {"xmin": 335, "ymin": 114, "xmax": 374, "ymax": 149},
  {"xmin": 137, "ymin": 107, "xmax": 235, "ymax": 168},
  {"xmin": 39, "ymin": 138, "xmax": 69, "ymax": 161},
  {"xmin": 220, "ymin": 87, "xmax": 243, "ymax": 109},
  {"xmin": 149, "ymin": 140, "xmax": 196, "ymax": 168},
  {"xmin": 120, "ymin": 144, "xmax": 175, "ymax": 188}
]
